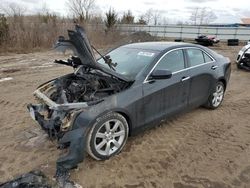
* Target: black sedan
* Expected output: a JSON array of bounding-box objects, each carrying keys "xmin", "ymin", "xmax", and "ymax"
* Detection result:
[{"xmin": 27, "ymin": 26, "xmax": 231, "ymax": 175}]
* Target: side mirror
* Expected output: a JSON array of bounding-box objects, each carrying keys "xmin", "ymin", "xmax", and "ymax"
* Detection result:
[{"xmin": 150, "ymin": 69, "xmax": 172, "ymax": 79}]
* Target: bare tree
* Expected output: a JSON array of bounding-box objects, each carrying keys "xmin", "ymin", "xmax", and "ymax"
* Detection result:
[
  {"xmin": 141, "ymin": 9, "xmax": 162, "ymax": 25},
  {"xmin": 152, "ymin": 10, "xmax": 162, "ymax": 25},
  {"xmin": 39, "ymin": 2, "xmax": 50, "ymax": 16},
  {"xmin": 190, "ymin": 7, "xmax": 217, "ymax": 25},
  {"xmin": 161, "ymin": 17, "xmax": 169, "ymax": 25},
  {"xmin": 190, "ymin": 7, "xmax": 199, "ymax": 25},
  {"xmin": 66, "ymin": 0, "xmax": 95, "ymax": 22},
  {"xmin": 0, "ymin": 2, "xmax": 26, "ymax": 17},
  {"xmin": 142, "ymin": 9, "xmax": 153, "ymax": 24},
  {"xmin": 201, "ymin": 8, "xmax": 217, "ymax": 24}
]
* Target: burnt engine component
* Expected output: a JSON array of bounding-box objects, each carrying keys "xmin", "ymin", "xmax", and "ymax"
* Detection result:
[{"xmin": 49, "ymin": 70, "xmax": 127, "ymax": 104}]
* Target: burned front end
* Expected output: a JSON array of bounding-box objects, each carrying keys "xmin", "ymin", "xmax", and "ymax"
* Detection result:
[
  {"xmin": 28, "ymin": 63, "xmax": 129, "ymax": 172},
  {"xmin": 236, "ymin": 44, "xmax": 250, "ymax": 71}
]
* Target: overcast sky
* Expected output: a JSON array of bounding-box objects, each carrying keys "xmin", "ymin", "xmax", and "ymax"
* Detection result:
[{"xmin": 2, "ymin": 0, "xmax": 250, "ymax": 24}]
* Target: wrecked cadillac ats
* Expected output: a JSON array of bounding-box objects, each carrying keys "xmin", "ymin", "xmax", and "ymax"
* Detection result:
[
  {"xmin": 27, "ymin": 25, "xmax": 132, "ymax": 175},
  {"xmin": 27, "ymin": 25, "xmax": 231, "ymax": 177}
]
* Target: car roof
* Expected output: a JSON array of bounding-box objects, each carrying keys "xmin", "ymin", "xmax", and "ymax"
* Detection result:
[{"xmin": 122, "ymin": 41, "xmax": 200, "ymax": 52}]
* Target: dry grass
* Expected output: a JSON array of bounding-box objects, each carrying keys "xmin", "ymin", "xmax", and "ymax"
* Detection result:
[{"xmin": 0, "ymin": 15, "xmax": 124, "ymax": 54}]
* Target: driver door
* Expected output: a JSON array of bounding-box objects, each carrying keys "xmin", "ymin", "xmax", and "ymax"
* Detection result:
[{"xmin": 142, "ymin": 49, "xmax": 190, "ymax": 126}]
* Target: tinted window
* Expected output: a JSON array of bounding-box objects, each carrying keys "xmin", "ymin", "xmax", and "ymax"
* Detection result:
[
  {"xmin": 155, "ymin": 50, "xmax": 185, "ymax": 72},
  {"xmin": 203, "ymin": 52, "xmax": 213, "ymax": 62},
  {"xmin": 186, "ymin": 49, "xmax": 204, "ymax": 67}
]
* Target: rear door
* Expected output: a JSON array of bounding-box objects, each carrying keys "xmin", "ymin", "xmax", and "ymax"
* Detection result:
[
  {"xmin": 185, "ymin": 48, "xmax": 217, "ymax": 108},
  {"xmin": 142, "ymin": 49, "xmax": 190, "ymax": 126}
]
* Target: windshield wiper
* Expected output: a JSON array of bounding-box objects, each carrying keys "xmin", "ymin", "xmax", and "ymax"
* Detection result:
[{"xmin": 91, "ymin": 45, "xmax": 117, "ymax": 71}]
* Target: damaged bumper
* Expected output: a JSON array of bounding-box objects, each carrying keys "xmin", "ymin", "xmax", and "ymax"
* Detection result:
[
  {"xmin": 27, "ymin": 83, "xmax": 90, "ymax": 172},
  {"xmin": 27, "ymin": 103, "xmax": 86, "ymax": 171}
]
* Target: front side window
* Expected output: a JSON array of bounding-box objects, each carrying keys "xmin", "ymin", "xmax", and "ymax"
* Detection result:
[{"xmin": 155, "ymin": 49, "xmax": 185, "ymax": 72}]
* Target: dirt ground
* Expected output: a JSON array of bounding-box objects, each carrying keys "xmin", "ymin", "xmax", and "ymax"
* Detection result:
[{"xmin": 0, "ymin": 43, "xmax": 250, "ymax": 188}]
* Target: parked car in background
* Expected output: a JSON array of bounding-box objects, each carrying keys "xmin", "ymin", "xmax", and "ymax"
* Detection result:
[
  {"xmin": 195, "ymin": 35, "xmax": 220, "ymax": 46},
  {"xmin": 236, "ymin": 44, "xmax": 250, "ymax": 71},
  {"xmin": 27, "ymin": 25, "xmax": 231, "ymax": 175}
]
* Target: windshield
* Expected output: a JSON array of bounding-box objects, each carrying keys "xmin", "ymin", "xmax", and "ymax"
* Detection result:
[{"xmin": 97, "ymin": 47, "xmax": 159, "ymax": 80}]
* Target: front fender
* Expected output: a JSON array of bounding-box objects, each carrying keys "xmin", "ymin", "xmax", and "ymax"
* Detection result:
[{"xmin": 56, "ymin": 96, "xmax": 134, "ymax": 171}]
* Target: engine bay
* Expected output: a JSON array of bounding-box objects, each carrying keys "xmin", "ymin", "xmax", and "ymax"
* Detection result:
[{"xmin": 49, "ymin": 68, "xmax": 128, "ymax": 104}]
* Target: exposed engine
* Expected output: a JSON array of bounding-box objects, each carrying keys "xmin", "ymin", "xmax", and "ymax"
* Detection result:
[{"xmin": 45, "ymin": 66, "xmax": 129, "ymax": 105}]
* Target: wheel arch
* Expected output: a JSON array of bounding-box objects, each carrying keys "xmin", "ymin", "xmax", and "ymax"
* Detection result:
[
  {"xmin": 114, "ymin": 111, "xmax": 133, "ymax": 136},
  {"xmin": 218, "ymin": 77, "xmax": 227, "ymax": 90}
]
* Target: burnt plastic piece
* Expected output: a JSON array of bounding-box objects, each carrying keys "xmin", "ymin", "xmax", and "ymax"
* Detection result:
[
  {"xmin": 56, "ymin": 127, "xmax": 86, "ymax": 170},
  {"xmin": 0, "ymin": 170, "xmax": 51, "ymax": 188},
  {"xmin": 27, "ymin": 104, "xmax": 62, "ymax": 139}
]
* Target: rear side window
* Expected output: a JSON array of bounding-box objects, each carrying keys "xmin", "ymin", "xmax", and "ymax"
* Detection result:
[
  {"xmin": 186, "ymin": 49, "xmax": 204, "ymax": 66},
  {"xmin": 203, "ymin": 52, "xmax": 213, "ymax": 62},
  {"xmin": 186, "ymin": 49, "xmax": 213, "ymax": 67},
  {"xmin": 155, "ymin": 49, "xmax": 185, "ymax": 72}
]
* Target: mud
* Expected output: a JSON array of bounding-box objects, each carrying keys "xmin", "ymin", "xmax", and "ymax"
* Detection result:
[{"xmin": 0, "ymin": 44, "xmax": 250, "ymax": 187}]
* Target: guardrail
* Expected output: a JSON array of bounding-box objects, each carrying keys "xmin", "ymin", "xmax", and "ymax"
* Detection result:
[{"xmin": 115, "ymin": 24, "xmax": 250, "ymax": 40}]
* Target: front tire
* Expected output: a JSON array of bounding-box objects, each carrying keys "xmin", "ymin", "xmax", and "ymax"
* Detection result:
[
  {"xmin": 87, "ymin": 112, "xmax": 129, "ymax": 160},
  {"xmin": 204, "ymin": 81, "xmax": 225, "ymax": 109}
]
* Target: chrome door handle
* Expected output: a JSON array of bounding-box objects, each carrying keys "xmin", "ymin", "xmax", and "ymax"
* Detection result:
[
  {"xmin": 181, "ymin": 76, "xmax": 190, "ymax": 81},
  {"xmin": 211, "ymin": 65, "xmax": 218, "ymax": 70}
]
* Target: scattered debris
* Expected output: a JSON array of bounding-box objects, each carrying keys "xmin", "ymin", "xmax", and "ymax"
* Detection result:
[
  {"xmin": 1, "ymin": 68, "xmax": 21, "ymax": 74},
  {"xmin": 0, "ymin": 170, "xmax": 82, "ymax": 188},
  {"xmin": 0, "ymin": 170, "xmax": 51, "ymax": 188},
  {"xmin": 0, "ymin": 77, "xmax": 13, "ymax": 82}
]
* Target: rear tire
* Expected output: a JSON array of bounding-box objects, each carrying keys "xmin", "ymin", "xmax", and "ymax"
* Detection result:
[
  {"xmin": 204, "ymin": 81, "xmax": 225, "ymax": 109},
  {"xmin": 87, "ymin": 112, "xmax": 129, "ymax": 160}
]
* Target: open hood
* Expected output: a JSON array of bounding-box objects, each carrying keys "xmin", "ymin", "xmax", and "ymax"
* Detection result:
[
  {"xmin": 54, "ymin": 25, "xmax": 97, "ymax": 67},
  {"xmin": 54, "ymin": 25, "xmax": 130, "ymax": 82}
]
